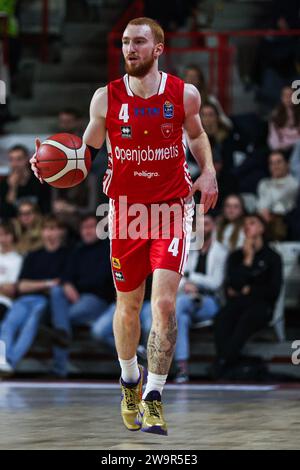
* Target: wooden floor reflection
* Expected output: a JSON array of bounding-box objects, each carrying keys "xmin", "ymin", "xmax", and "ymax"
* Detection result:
[{"xmin": 0, "ymin": 381, "xmax": 299, "ymax": 450}]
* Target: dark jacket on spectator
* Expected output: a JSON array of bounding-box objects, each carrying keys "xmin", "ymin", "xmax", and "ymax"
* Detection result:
[
  {"xmin": 19, "ymin": 246, "xmax": 70, "ymax": 296},
  {"xmin": 0, "ymin": 173, "xmax": 51, "ymax": 219},
  {"xmin": 61, "ymin": 239, "xmax": 114, "ymax": 302},
  {"xmin": 226, "ymin": 244, "xmax": 282, "ymax": 307}
]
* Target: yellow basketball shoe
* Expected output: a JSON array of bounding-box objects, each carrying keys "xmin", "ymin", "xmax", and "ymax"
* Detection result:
[
  {"xmin": 120, "ymin": 365, "xmax": 145, "ymax": 431},
  {"xmin": 136, "ymin": 390, "xmax": 168, "ymax": 436}
]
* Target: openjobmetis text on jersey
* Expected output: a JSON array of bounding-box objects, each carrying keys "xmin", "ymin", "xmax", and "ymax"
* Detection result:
[{"xmin": 114, "ymin": 144, "xmax": 179, "ymax": 165}]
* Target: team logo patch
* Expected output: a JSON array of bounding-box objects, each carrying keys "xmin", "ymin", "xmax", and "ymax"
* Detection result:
[
  {"xmin": 114, "ymin": 271, "xmax": 125, "ymax": 282},
  {"xmin": 161, "ymin": 123, "xmax": 173, "ymax": 138},
  {"xmin": 163, "ymin": 101, "xmax": 174, "ymax": 119},
  {"xmin": 121, "ymin": 126, "xmax": 132, "ymax": 138},
  {"xmin": 112, "ymin": 257, "xmax": 121, "ymax": 269}
]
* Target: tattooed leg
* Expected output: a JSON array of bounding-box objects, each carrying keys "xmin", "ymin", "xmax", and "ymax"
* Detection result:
[
  {"xmin": 148, "ymin": 269, "xmax": 181, "ymax": 375},
  {"xmin": 147, "ymin": 312, "xmax": 177, "ymax": 374}
]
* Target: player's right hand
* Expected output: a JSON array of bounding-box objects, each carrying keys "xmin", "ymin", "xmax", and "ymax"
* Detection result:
[{"xmin": 30, "ymin": 138, "xmax": 43, "ymax": 183}]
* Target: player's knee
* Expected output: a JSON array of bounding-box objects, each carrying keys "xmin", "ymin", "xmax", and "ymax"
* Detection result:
[
  {"xmin": 115, "ymin": 302, "xmax": 140, "ymax": 324},
  {"xmin": 152, "ymin": 296, "xmax": 176, "ymax": 318}
]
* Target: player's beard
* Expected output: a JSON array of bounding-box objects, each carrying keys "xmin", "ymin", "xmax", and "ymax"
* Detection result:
[{"xmin": 125, "ymin": 52, "xmax": 155, "ymax": 78}]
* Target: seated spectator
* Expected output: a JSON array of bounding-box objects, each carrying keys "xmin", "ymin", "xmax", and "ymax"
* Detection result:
[
  {"xmin": 257, "ymin": 150, "xmax": 299, "ymax": 240},
  {"xmin": 216, "ymin": 194, "xmax": 246, "ymax": 252},
  {"xmin": 268, "ymin": 86, "xmax": 300, "ymax": 151},
  {"xmin": 0, "ymin": 216, "xmax": 68, "ymax": 375},
  {"xmin": 213, "ymin": 214, "xmax": 282, "ymax": 379},
  {"xmin": 0, "ymin": 221, "xmax": 22, "ymax": 321},
  {"xmin": 174, "ymin": 215, "xmax": 228, "ymax": 383},
  {"xmin": 13, "ymin": 200, "xmax": 43, "ymax": 255},
  {"xmin": 50, "ymin": 214, "xmax": 114, "ymax": 377},
  {"xmin": 92, "ymin": 276, "xmax": 153, "ymax": 355},
  {"xmin": 0, "ymin": 145, "xmax": 51, "ymax": 219},
  {"xmin": 183, "ymin": 64, "xmax": 232, "ymax": 129},
  {"xmin": 197, "ymin": 103, "xmax": 241, "ymax": 204}
]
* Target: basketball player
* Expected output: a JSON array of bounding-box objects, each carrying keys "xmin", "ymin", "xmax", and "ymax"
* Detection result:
[{"xmin": 30, "ymin": 17, "xmax": 218, "ymax": 436}]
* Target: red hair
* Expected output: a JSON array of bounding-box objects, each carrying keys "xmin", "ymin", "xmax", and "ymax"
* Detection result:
[{"xmin": 127, "ymin": 17, "xmax": 164, "ymax": 44}]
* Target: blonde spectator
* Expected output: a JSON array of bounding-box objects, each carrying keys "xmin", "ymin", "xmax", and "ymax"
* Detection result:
[
  {"xmin": 14, "ymin": 200, "xmax": 43, "ymax": 255},
  {"xmin": 268, "ymin": 86, "xmax": 300, "ymax": 151},
  {"xmin": 183, "ymin": 64, "xmax": 232, "ymax": 129},
  {"xmin": 257, "ymin": 151, "xmax": 299, "ymax": 240},
  {"xmin": 216, "ymin": 194, "xmax": 246, "ymax": 251}
]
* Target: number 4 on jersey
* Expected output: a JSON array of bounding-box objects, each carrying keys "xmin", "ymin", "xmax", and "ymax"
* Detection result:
[
  {"xmin": 168, "ymin": 238, "xmax": 180, "ymax": 257},
  {"xmin": 119, "ymin": 104, "xmax": 129, "ymax": 123}
]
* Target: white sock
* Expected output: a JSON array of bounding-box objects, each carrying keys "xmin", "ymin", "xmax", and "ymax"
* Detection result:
[
  {"xmin": 143, "ymin": 371, "xmax": 168, "ymax": 399},
  {"xmin": 119, "ymin": 355, "xmax": 140, "ymax": 384}
]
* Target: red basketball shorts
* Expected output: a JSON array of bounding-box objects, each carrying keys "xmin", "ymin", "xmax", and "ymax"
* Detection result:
[{"xmin": 108, "ymin": 197, "xmax": 194, "ymax": 292}]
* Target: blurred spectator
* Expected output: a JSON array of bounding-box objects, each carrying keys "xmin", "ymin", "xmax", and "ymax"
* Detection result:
[
  {"xmin": 216, "ymin": 194, "xmax": 246, "ymax": 252},
  {"xmin": 196, "ymin": 103, "xmax": 240, "ymax": 204},
  {"xmin": 0, "ymin": 216, "xmax": 68, "ymax": 375},
  {"xmin": 174, "ymin": 215, "xmax": 227, "ymax": 383},
  {"xmin": 200, "ymin": 103, "xmax": 236, "ymax": 169},
  {"xmin": 268, "ymin": 86, "xmax": 300, "ymax": 151},
  {"xmin": 0, "ymin": 221, "xmax": 22, "ymax": 320},
  {"xmin": 257, "ymin": 151, "xmax": 299, "ymax": 240},
  {"xmin": 213, "ymin": 214, "xmax": 282, "ymax": 379},
  {"xmin": 57, "ymin": 108, "xmax": 84, "ymax": 137},
  {"xmin": 0, "ymin": 145, "xmax": 51, "ymax": 219},
  {"xmin": 183, "ymin": 64, "xmax": 232, "ymax": 129},
  {"xmin": 50, "ymin": 214, "xmax": 114, "ymax": 377},
  {"xmin": 13, "ymin": 200, "xmax": 43, "ymax": 255}
]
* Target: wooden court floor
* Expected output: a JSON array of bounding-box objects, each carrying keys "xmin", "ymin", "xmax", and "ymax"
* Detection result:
[{"xmin": 0, "ymin": 381, "xmax": 299, "ymax": 450}]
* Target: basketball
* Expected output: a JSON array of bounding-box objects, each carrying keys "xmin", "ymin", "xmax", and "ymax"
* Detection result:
[{"xmin": 35, "ymin": 133, "xmax": 92, "ymax": 188}]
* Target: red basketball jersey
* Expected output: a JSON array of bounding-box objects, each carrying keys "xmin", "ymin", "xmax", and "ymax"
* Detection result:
[{"xmin": 103, "ymin": 72, "xmax": 192, "ymax": 203}]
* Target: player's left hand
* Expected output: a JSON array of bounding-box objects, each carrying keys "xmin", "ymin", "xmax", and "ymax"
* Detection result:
[{"xmin": 185, "ymin": 168, "xmax": 218, "ymax": 213}]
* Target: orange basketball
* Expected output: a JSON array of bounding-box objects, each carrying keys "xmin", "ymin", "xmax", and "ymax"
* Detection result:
[{"xmin": 36, "ymin": 133, "xmax": 92, "ymax": 188}]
